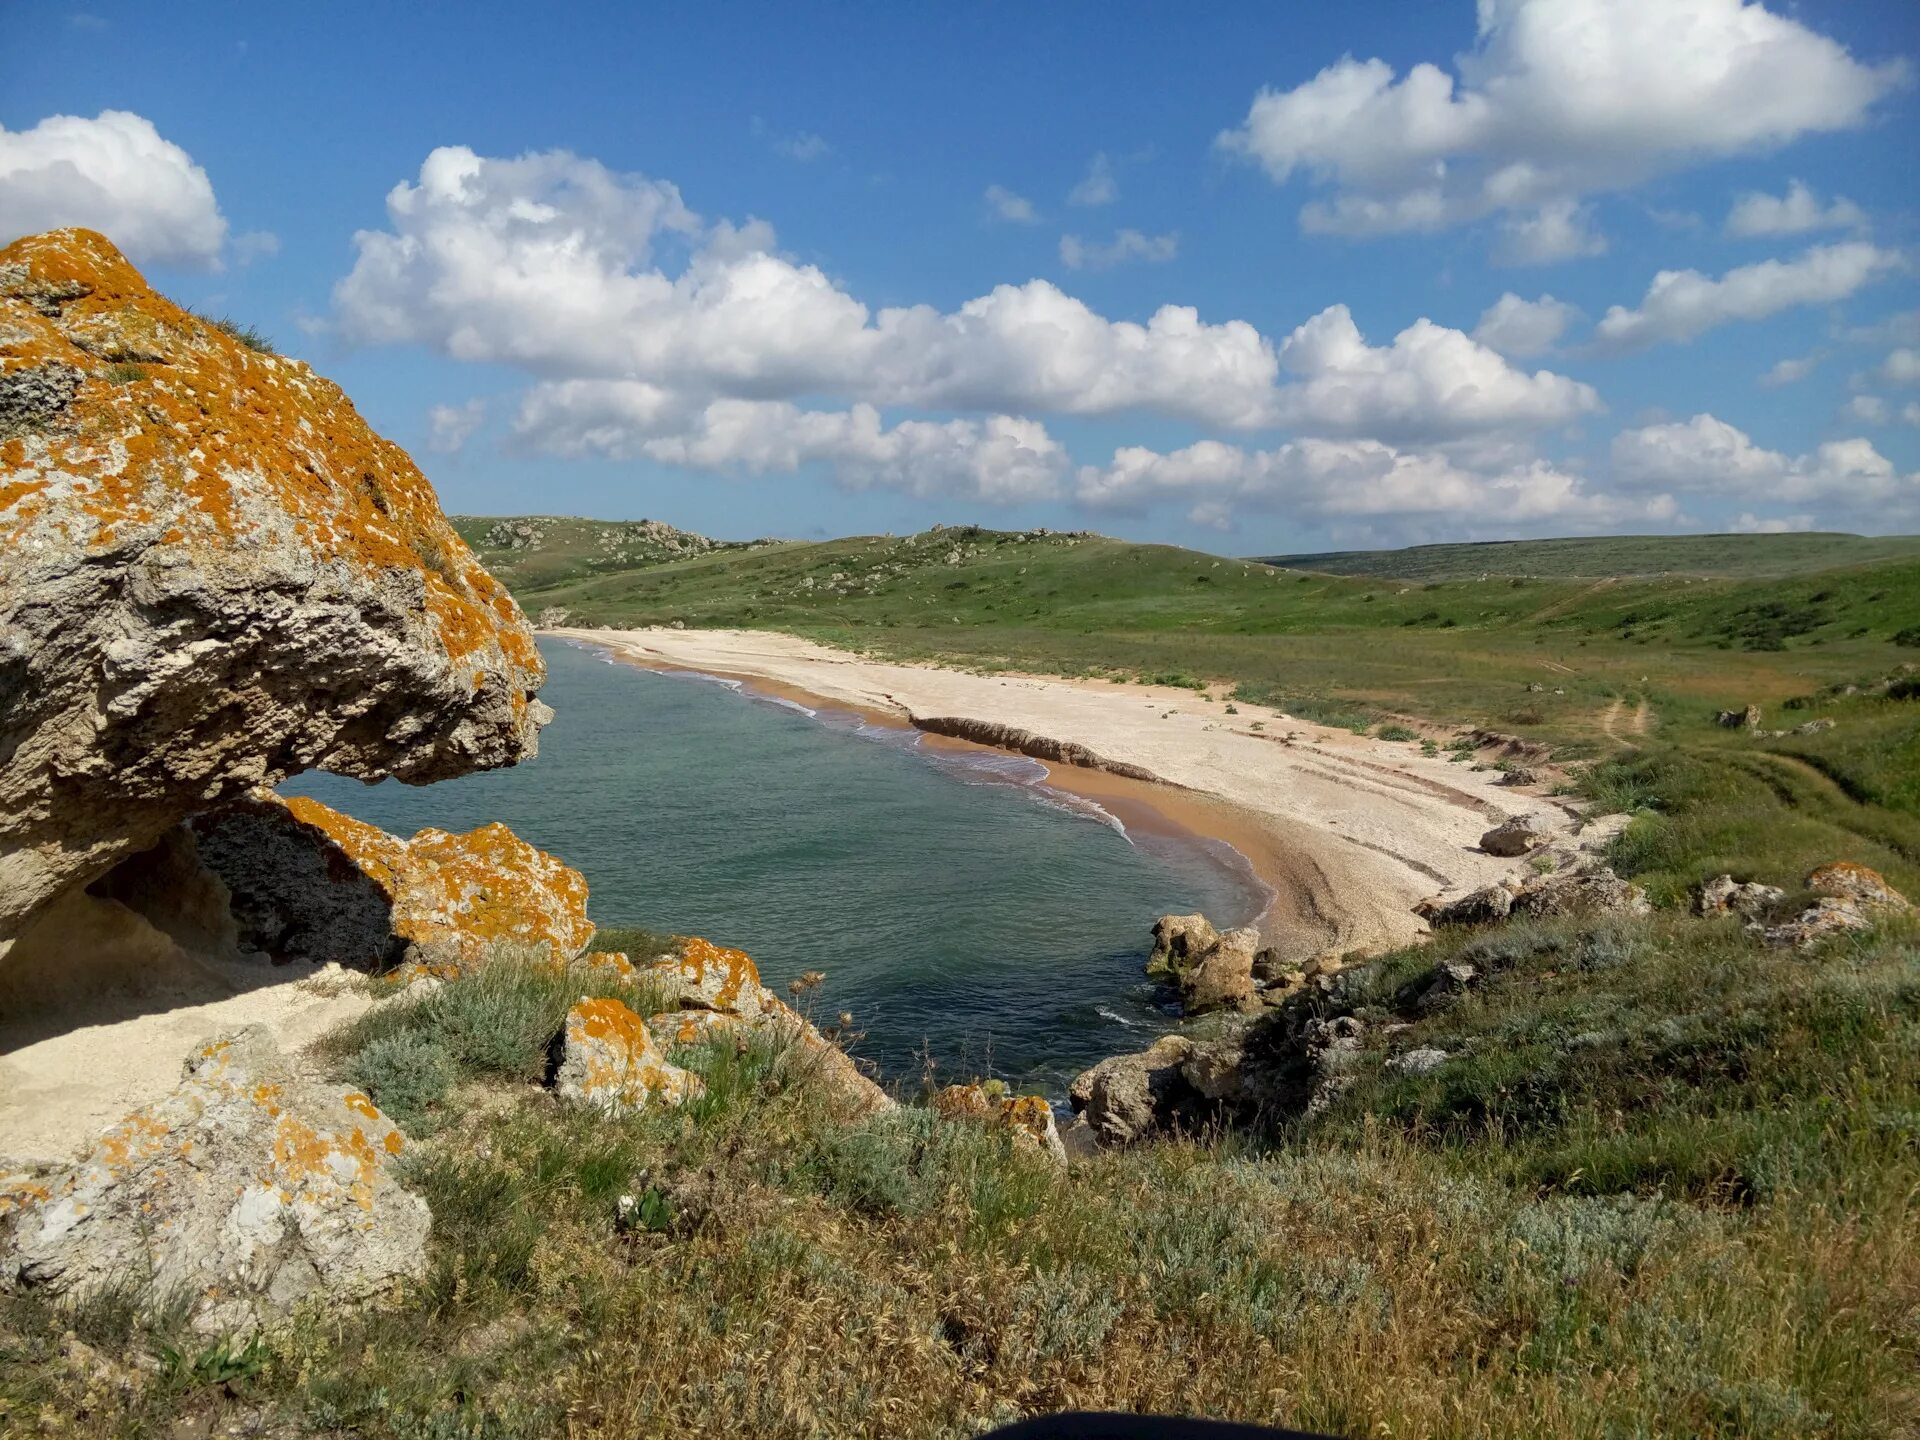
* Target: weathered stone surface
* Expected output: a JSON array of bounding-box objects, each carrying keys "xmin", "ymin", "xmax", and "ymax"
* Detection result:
[
  {"xmin": 1479, "ymin": 814, "xmax": 1545, "ymax": 857},
  {"xmin": 186, "ymin": 790, "xmax": 593, "ymax": 970},
  {"xmin": 1416, "ymin": 882, "xmax": 1516, "ymax": 928},
  {"xmin": 1145, "ymin": 913, "xmax": 1220, "ymax": 977},
  {"xmin": 1694, "ymin": 874, "xmax": 1786, "ymax": 921},
  {"xmin": 1179, "ymin": 926, "xmax": 1260, "ymax": 1014},
  {"xmin": 1068, "ymin": 1035, "xmax": 1199, "ymax": 1147},
  {"xmin": 1385, "ymin": 1046, "xmax": 1450, "ymax": 1077},
  {"xmin": 0, "ymin": 229, "xmax": 548, "ymax": 958},
  {"xmin": 642, "ymin": 940, "xmax": 894, "ymax": 1120},
  {"xmin": 1716, "ymin": 705, "xmax": 1762, "ymax": 730},
  {"xmin": 1762, "ymin": 897, "xmax": 1876, "ymax": 949},
  {"xmin": 1807, "ymin": 862, "xmax": 1910, "ymax": 912},
  {"xmin": 1509, "ymin": 865, "xmax": 1650, "ymax": 920},
  {"xmin": 929, "ymin": 1084, "xmax": 1067, "ymax": 1164},
  {"xmin": 554, "ymin": 998, "xmax": 701, "ymax": 1116},
  {"xmin": 1, "ymin": 1025, "xmax": 427, "ymax": 1335}
]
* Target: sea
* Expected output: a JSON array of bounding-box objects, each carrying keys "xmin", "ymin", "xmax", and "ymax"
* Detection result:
[{"xmin": 284, "ymin": 638, "xmax": 1265, "ymax": 1097}]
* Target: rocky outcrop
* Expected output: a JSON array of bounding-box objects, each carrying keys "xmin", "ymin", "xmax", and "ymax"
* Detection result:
[
  {"xmin": 1694, "ymin": 875, "xmax": 1786, "ymax": 921},
  {"xmin": 1068, "ymin": 1035, "xmax": 1209, "ymax": 1147},
  {"xmin": 640, "ymin": 940, "xmax": 894, "ymax": 1120},
  {"xmin": 1763, "ymin": 863, "xmax": 1910, "ymax": 948},
  {"xmin": 1143, "ymin": 912, "xmax": 1280, "ymax": 1014},
  {"xmin": 1145, "ymin": 913, "xmax": 1220, "ymax": 976},
  {"xmin": 929, "ymin": 1084, "xmax": 1067, "ymax": 1164},
  {"xmin": 1419, "ymin": 863, "xmax": 1647, "ymax": 927},
  {"xmin": 554, "ymin": 998, "xmax": 701, "ymax": 1116},
  {"xmin": 188, "ymin": 790, "xmax": 593, "ymax": 970},
  {"xmin": 908, "ymin": 715, "xmax": 1158, "ymax": 781},
  {"xmin": 1, "ymin": 1026, "xmax": 427, "ymax": 1335},
  {"xmin": 0, "ymin": 229, "xmax": 548, "ymax": 958}
]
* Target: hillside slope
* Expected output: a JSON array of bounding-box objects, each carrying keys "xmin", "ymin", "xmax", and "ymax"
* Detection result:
[{"xmin": 1257, "ymin": 532, "xmax": 1920, "ymax": 581}]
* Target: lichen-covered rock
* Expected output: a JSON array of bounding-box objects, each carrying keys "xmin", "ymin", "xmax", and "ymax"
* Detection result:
[
  {"xmin": 554, "ymin": 998, "xmax": 701, "ymax": 1116},
  {"xmin": 186, "ymin": 790, "xmax": 593, "ymax": 970},
  {"xmin": 1761, "ymin": 897, "xmax": 1876, "ymax": 949},
  {"xmin": 641, "ymin": 940, "xmax": 894, "ymax": 1120},
  {"xmin": 641, "ymin": 937, "xmax": 774, "ymax": 1018},
  {"xmin": 1478, "ymin": 814, "xmax": 1545, "ymax": 857},
  {"xmin": 0, "ymin": 229, "xmax": 548, "ymax": 957},
  {"xmin": 1509, "ymin": 865, "xmax": 1650, "ymax": 920},
  {"xmin": 930, "ymin": 1084, "xmax": 1067, "ymax": 1164},
  {"xmin": 0, "ymin": 1025, "xmax": 427, "ymax": 1335},
  {"xmin": 1807, "ymin": 862, "xmax": 1910, "ymax": 912},
  {"xmin": 1694, "ymin": 874, "xmax": 1786, "ymax": 921}
]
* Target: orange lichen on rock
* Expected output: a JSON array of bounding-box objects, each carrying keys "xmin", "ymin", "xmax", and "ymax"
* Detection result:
[
  {"xmin": 187, "ymin": 789, "xmax": 594, "ymax": 971},
  {"xmin": 554, "ymin": 998, "xmax": 701, "ymax": 1116},
  {"xmin": 1, "ymin": 1024, "xmax": 427, "ymax": 1335},
  {"xmin": 1807, "ymin": 862, "xmax": 1910, "ymax": 911},
  {"xmin": 643, "ymin": 936, "xmax": 771, "ymax": 1018},
  {"xmin": 931, "ymin": 1083, "xmax": 1068, "ymax": 1163},
  {"xmin": 1, "ymin": 228, "xmax": 550, "ymax": 953}
]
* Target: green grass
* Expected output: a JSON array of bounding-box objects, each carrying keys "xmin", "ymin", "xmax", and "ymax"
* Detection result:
[
  {"xmin": 193, "ymin": 310, "xmax": 275, "ymax": 354},
  {"xmin": 1258, "ymin": 532, "xmax": 1920, "ymax": 581}
]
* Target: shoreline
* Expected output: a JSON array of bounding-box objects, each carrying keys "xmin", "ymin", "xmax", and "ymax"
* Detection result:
[{"xmin": 549, "ymin": 626, "xmax": 1577, "ymax": 963}]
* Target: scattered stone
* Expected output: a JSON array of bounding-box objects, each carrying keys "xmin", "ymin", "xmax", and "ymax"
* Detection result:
[
  {"xmin": 1479, "ymin": 814, "xmax": 1546, "ymax": 857},
  {"xmin": 1716, "ymin": 705, "xmax": 1762, "ymax": 730},
  {"xmin": 1694, "ymin": 874, "xmax": 1786, "ymax": 921},
  {"xmin": 1762, "ymin": 898, "xmax": 1875, "ymax": 949},
  {"xmin": 1417, "ymin": 882, "xmax": 1516, "ymax": 928},
  {"xmin": 1509, "ymin": 865, "xmax": 1651, "ymax": 920},
  {"xmin": 930, "ymin": 1084, "xmax": 1067, "ymax": 1164},
  {"xmin": 1, "ymin": 1026, "xmax": 428, "ymax": 1335},
  {"xmin": 1496, "ymin": 767, "xmax": 1542, "ymax": 787},
  {"xmin": 1415, "ymin": 961, "xmax": 1478, "ymax": 1013},
  {"xmin": 1795, "ymin": 718, "xmax": 1835, "ymax": 735},
  {"xmin": 1761, "ymin": 863, "xmax": 1909, "ymax": 948},
  {"xmin": 1385, "ymin": 1047, "xmax": 1450, "ymax": 1077},
  {"xmin": 554, "ymin": 998, "xmax": 701, "ymax": 1116}
]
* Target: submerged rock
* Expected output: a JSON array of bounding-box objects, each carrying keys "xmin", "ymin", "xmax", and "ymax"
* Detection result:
[
  {"xmin": 1, "ymin": 1026, "xmax": 427, "ymax": 1335},
  {"xmin": 554, "ymin": 998, "xmax": 701, "ymax": 1116},
  {"xmin": 0, "ymin": 229, "xmax": 548, "ymax": 961}
]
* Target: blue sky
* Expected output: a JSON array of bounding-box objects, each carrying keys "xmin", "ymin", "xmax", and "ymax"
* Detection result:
[{"xmin": 3, "ymin": 0, "xmax": 1917, "ymax": 553}]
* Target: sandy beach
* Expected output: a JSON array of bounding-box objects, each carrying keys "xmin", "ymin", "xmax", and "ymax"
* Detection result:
[{"xmin": 550, "ymin": 626, "xmax": 1577, "ymax": 962}]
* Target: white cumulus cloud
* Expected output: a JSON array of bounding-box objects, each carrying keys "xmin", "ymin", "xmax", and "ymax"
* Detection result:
[
  {"xmin": 1595, "ymin": 241, "xmax": 1903, "ymax": 351},
  {"xmin": 337, "ymin": 145, "xmax": 1598, "ymax": 450},
  {"xmin": 1725, "ymin": 180, "xmax": 1866, "ymax": 237},
  {"xmin": 1878, "ymin": 349, "xmax": 1920, "ymax": 386},
  {"xmin": 1217, "ymin": 0, "xmax": 1903, "ymax": 254},
  {"xmin": 0, "ymin": 110, "xmax": 227, "ymax": 267},
  {"xmin": 426, "ymin": 399, "xmax": 487, "ymax": 454},
  {"xmin": 1473, "ymin": 293, "xmax": 1580, "ymax": 356},
  {"xmin": 1611, "ymin": 413, "xmax": 1913, "ymax": 506}
]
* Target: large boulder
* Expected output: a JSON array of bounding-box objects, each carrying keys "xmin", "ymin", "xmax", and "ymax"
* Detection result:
[
  {"xmin": 1179, "ymin": 926, "xmax": 1260, "ymax": 1014},
  {"xmin": 1509, "ymin": 865, "xmax": 1650, "ymax": 920},
  {"xmin": 554, "ymin": 998, "xmax": 701, "ymax": 1116},
  {"xmin": 1, "ymin": 1026, "xmax": 427, "ymax": 1335},
  {"xmin": 1145, "ymin": 913, "xmax": 1220, "ymax": 977},
  {"xmin": 1478, "ymin": 814, "xmax": 1545, "ymax": 857},
  {"xmin": 1416, "ymin": 882, "xmax": 1517, "ymax": 928},
  {"xmin": 1068, "ymin": 1035, "xmax": 1200, "ymax": 1147},
  {"xmin": 187, "ymin": 790, "xmax": 594, "ymax": 971},
  {"xmin": 1807, "ymin": 862, "xmax": 1910, "ymax": 912},
  {"xmin": 1764, "ymin": 863, "xmax": 1910, "ymax": 948},
  {"xmin": 1694, "ymin": 874, "xmax": 1786, "ymax": 921},
  {"xmin": 0, "ymin": 229, "xmax": 548, "ymax": 958}
]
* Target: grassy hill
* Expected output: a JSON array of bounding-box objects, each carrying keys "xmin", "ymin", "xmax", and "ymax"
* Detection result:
[
  {"xmin": 450, "ymin": 515, "xmax": 775, "ymax": 599},
  {"xmin": 1256, "ymin": 531, "xmax": 1920, "ymax": 581}
]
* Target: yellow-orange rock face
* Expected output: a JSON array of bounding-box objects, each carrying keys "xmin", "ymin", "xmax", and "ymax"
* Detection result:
[
  {"xmin": 930, "ymin": 1083, "xmax": 1067, "ymax": 1163},
  {"xmin": 555, "ymin": 997, "xmax": 701, "ymax": 1116},
  {"xmin": 0, "ymin": 229, "xmax": 547, "ymax": 953},
  {"xmin": 187, "ymin": 790, "xmax": 594, "ymax": 970}
]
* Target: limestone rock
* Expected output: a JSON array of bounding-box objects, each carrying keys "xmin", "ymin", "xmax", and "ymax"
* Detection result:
[
  {"xmin": 1179, "ymin": 925, "xmax": 1260, "ymax": 1014},
  {"xmin": 554, "ymin": 998, "xmax": 701, "ymax": 1116},
  {"xmin": 1694, "ymin": 874, "xmax": 1786, "ymax": 921},
  {"xmin": 1762, "ymin": 898, "xmax": 1876, "ymax": 949},
  {"xmin": 1385, "ymin": 1046, "xmax": 1450, "ymax": 1078},
  {"xmin": 929, "ymin": 1084, "xmax": 1067, "ymax": 1164},
  {"xmin": 0, "ymin": 229, "xmax": 548, "ymax": 959},
  {"xmin": 1509, "ymin": 865, "xmax": 1650, "ymax": 920},
  {"xmin": 1716, "ymin": 705, "xmax": 1762, "ymax": 730},
  {"xmin": 187, "ymin": 790, "xmax": 593, "ymax": 970},
  {"xmin": 642, "ymin": 940, "xmax": 894, "ymax": 1120},
  {"xmin": 1, "ymin": 1025, "xmax": 427, "ymax": 1335},
  {"xmin": 1146, "ymin": 913, "xmax": 1220, "ymax": 977},
  {"xmin": 1067, "ymin": 1034, "xmax": 1225, "ymax": 1147},
  {"xmin": 1416, "ymin": 882, "xmax": 1516, "ymax": 928},
  {"xmin": 1479, "ymin": 814, "xmax": 1545, "ymax": 857},
  {"xmin": 1807, "ymin": 862, "xmax": 1910, "ymax": 912}
]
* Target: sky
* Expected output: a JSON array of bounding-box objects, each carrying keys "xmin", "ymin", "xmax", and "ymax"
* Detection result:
[{"xmin": 3, "ymin": 0, "xmax": 1918, "ymax": 554}]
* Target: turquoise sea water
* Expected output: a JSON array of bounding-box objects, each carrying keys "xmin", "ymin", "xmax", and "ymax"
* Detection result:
[{"xmin": 285, "ymin": 639, "xmax": 1263, "ymax": 1096}]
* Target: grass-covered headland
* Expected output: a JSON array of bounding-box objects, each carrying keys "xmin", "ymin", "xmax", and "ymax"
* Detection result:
[{"xmin": 6, "ymin": 525, "xmax": 1919, "ymax": 1438}]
